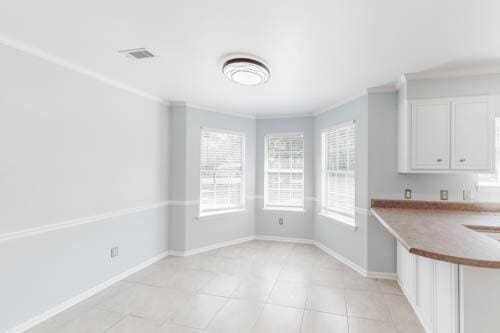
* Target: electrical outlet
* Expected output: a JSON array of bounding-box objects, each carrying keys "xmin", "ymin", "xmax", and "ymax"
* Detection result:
[
  {"xmin": 404, "ymin": 189, "xmax": 412, "ymax": 200},
  {"xmin": 440, "ymin": 190, "xmax": 448, "ymax": 201},
  {"xmin": 111, "ymin": 247, "xmax": 119, "ymax": 258},
  {"xmin": 463, "ymin": 189, "xmax": 472, "ymax": 201},
  {"xmin": 279, "ymin": 217, "xmax": 284, "ymax": 225}
]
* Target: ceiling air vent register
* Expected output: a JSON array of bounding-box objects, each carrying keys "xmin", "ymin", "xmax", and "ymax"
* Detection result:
[
  {"xmin": 119, "ymin": 48, "xmax": 155, "ymax": 60},
  {"xmin": 222, "ymin": 57, "xmax": 270, "ymax": 86}
]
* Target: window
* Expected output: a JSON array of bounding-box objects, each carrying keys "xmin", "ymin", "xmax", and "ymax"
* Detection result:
[
  {"xmin": 264, "ymin": 133, "xmax": 304, "ymax": 210},
  {"xmin": 478, "ymin": 118, "xmax": 500, "ymax": 187},
  {"xmin": 199, "ymin": 129, "xmax": 245, "ymax": 216},
  {"xmin": 321, "ymin": 121, "xmax": 356, "ymax": 225}
]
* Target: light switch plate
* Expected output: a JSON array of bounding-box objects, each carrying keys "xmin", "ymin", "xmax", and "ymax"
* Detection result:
[
  {"xmin": 111, "ymin": 247, "xmax": 119, "ymax": 258},
  {"xmin": 440, "ymin": 190, "xmax": 448, "ymax": 201},
  {"xmin": 404, "ymin": 189, "xmax": 412, "ymax": 200}
]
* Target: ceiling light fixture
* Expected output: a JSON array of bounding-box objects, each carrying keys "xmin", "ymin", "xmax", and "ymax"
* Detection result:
[{"xmin": 222, "ymin": 57, "xmax": 270, "ymax": 86}]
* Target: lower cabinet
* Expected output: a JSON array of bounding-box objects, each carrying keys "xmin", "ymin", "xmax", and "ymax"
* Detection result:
[{"xmin": 397, "ymin": 242, "xmax": 459, "ymax": 333}]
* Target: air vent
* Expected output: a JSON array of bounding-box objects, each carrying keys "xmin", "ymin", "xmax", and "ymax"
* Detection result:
[{"xmin": 119, "ymin": 48, "xmax": 155, "ymax": 60}]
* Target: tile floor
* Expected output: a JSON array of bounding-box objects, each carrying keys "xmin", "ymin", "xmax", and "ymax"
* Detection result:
[{"xmin": 28, "ymin": 240, "xmax": 425, "ymax": 333}]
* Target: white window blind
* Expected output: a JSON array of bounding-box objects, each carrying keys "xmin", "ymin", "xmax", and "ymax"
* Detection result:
[
  {"xmin": 264, "ymin": 134, "xmax": 304, "ymax": 210},
  {"xmin": 478, "ymin": 118, "xmax": 500, "ymax": 187},
  {"xmin": 199, "ymin": 129, "xmax": 245, "ymax": 215},
  {"xmin": 321, "ymin": 122, "xmax": 356, "ymax": 225}
]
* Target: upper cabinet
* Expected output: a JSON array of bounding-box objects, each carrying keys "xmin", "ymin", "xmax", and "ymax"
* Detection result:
[{"xmin": 398, "ymin": 95, "xmax": 496, "ymax": 173}]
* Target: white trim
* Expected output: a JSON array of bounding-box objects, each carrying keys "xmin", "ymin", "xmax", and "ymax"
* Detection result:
[
  {"xmin": 183, "ymin": 102, "xmax": 256, "ymax": 120},
  {"xmin": 314, "ymin": 91, "xmax": 367, "ymax": 116},
  {"xmin": 255, "ymin": 235, "xmax": 314, "ymax": 244},
  {"xmin": 0, "ymin": 35, "xmax": 167, "ymax": 106},
  {"xmin": 7, "ymin": 251, "xmax": 168, "ymax": 333},
  {"xmin": 168, "ymin": 236, "xmax": 256, "ymax": 256},
  {"xmin": 262, "ymin": 207, "xmax": 306, "ymax": 214},
  {"xmin": 196, "ymin": 208, "xmax": 247, "ymax": 221},
  {"xmin": 366, "ymin": 271, "xmax": 398, "ymax": 280},
  {"xmin": 317, "ymin": 212, "xmax": 357, "ymax": 231},
  {"xmin": 0, "ymin": 201, "xmax": 169, "ymax": 243},
  {"xmin": 169, "ymin": 200, "xmax": 199, "ymax": 206},
  {"xmin": 314, "ymin": 240, "xmax": 367, "ymax": 276},
  {"xmin": 366, "ymin": 84, "xmax": 398, "ymax": 94},
  {"xmin": 320, "ymin": 119, "xmax": 356, "ymax": 133},
  {"xmin": 404, "ymin": 71, "xmax": 500, "ymax": 82},
  {"xmin": 255, "ymin": 113, "xmax": 314, "ymax": 120}
]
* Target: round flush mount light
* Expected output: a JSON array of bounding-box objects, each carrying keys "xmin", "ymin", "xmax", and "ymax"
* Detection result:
[{"xmin": 222, "ymin": 57, "xmax": 270, "ymax": 86}]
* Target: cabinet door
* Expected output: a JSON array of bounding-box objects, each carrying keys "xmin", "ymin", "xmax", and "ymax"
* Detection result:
[
  {"xmin": 411, "ymin": 100, "xmax": 451, "ymax": 170},
  {"xmin": 397, "ymin": 241, "xmax": 417, "ymax": 303},
  {"xmin": 417, "ymin": 256, "xmax": 434, "ymax": 332},
  {"xmin": 451, "ymin": 96, "xmax": 495, "ymax": 171},
  {"xmin": 434, "ymin": 261, "xmax": 459, "ymax": 333}
]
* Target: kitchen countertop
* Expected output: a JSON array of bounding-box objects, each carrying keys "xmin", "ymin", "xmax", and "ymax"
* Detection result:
[{"xmin": 371, "ymin": 199, "xmax": 500, "ymax": 268}]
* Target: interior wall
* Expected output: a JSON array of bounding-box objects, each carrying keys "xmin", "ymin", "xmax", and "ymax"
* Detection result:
[
  {"xmin": 168, "ymin": 104, "xmax": 256, "ymax": 252},
  {"xmin": 314, "ymin": 96, "xmax": 369, "ymax": 270},
  {"xmin": 255, "ymin": 117, "xmax": 315, "ymax": 240},
  {"xmin": 168, "ymin": 105, "xmax": 187, "ymax": 251},
  {"xmin": 0, "ymin": 43, "xmax": 170, "ymax": 331}
]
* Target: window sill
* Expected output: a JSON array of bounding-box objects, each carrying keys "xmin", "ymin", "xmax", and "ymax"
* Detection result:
[
  {"xmin": 196, "ymin": 208, "xmax": 247, "ymax": 222},
  {"xmin": 317, "ymin": 212, "xmax": 357, "ymax": 231},
  {"xmin": 478, "ymin": 183, "xmax": 500, "ymax": 191},
  {"xmin": 262, "ymin": 207, "xmax": 306, "ymax": 214}
]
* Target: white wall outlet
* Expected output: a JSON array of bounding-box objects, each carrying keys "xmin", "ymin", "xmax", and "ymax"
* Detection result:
[
  {"xmin": 111, "ymin": 247, "xmax": 119, "ymax": 258},
  {"xmin": 279, "ymin": 217, "xmax": 284, "ymax": 225},
  {"xmin": 404, "ymin": 189, "xmax": 412, "ymax": 200},
  {"xmin": 440, "ymin": 190, "xmax": 448, "ymax": 201},
  {"xmin": 463, "ymin": 189, "xmax": 472, "ymax": 201}
]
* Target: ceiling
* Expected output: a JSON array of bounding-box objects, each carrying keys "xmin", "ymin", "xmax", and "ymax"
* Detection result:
[{"xmin": 1, "ymin": 0, "xmax": 499, "ymax": 117}]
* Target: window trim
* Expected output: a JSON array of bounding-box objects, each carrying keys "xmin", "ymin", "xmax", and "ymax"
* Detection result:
[
  {"xmin": 263, "ymin": 132, "xmax": 305, "ymax": 211},
  {"xmin": 198, "ymin": 127, "xmax": 246, "ymax": 217},
  {"xmin": 478, "ymin": 117, "xmax": 500, "ymax": 190},
  {"xmin": 320, "ymin": 120, "xmax": 356, "ymax": 227}
]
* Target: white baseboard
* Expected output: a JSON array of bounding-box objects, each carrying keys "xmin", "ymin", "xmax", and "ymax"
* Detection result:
[
  {"xmin": 168, "ymin": 235, "xmax": 255, "ymax": 257},
  {"xmin": 10, "ymin": 235, "xmax": 397, "ymax": 332},
  {"xmin": 255, "ymin": 235, "xmax": 314, "ymax": 244},
  {"xmin": 366, "ymin": 271, "xmax": 398, "ymax": 280},
  {"xmin": 314, "ymin": 241, "xmax": 368, "ymax": 276},
  {"xmin": 8, "ymin": 251, "xmax": 168, "ymax": 333}
]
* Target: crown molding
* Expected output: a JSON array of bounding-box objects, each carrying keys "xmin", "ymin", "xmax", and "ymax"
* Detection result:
[
  {"xmin": 255, "ymin": 112, "xmax": 314, "ymax": 120},
  {"xmin": 0, "ymin": 34, "xmax": 169, "ymax": 106},
  {"xmin": 313, "ymin": 90, "xmax": 367, "ymax": 116},
  {"xmin": 403, "ymin": 69, "xmax": 500, "ymax": 82},
  {"xmin": 171, "ymin": 101, "xmax": 256, "ymax": 120},
  {"xmin": 366, "ymin": 83, "xmax": 398, "ymax": 94}
]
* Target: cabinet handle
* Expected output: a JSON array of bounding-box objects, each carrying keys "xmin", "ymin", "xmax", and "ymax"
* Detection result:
[
  {"xmin": 436, "ymin": 158, "xmax": 443, "ymax": 162},
  {"xmin": 459, "ymin": 158, "xmax": 466, "ymax": 163}
]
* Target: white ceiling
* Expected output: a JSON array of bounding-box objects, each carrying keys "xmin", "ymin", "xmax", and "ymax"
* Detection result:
[{"xmin": 1, "ymin": 0, "xmax": 499, "ymax": 116}]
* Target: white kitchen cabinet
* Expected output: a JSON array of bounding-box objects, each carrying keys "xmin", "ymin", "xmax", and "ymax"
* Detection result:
[
  {"xmin": 398, "ymin": 95, "xmax": 496, "ymax": 173},
  {"xmin": 411, "ymin": 99, "xmax": 450, "ymax": 170},
  {"xmin": 451, "ymin": 96, "xmax": 495, "ymax": 171},
  {"xmin": 417, "ymin": 256, "xmax": 434, "ymax": 331},
  {"xmin": 434, "ymin": 260, "xmax": 459, "ymax": 333},
  {"xmin": 397, "ymin": 242, "xmax": 417, "ymax": 303},
  {"xmin": 397, "ymin": 241, "xmax": 459, "ymax": 333}
]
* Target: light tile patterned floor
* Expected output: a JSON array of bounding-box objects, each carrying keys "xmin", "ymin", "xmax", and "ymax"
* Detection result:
[{"xmin": 27, "ymin": 240, "xmax": 425, "ymax": 333}]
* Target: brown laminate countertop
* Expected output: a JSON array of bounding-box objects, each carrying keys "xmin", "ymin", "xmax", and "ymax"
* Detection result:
[{"xmin": 371, "ymin": 200, "xmax": 500, "ymax": 268}]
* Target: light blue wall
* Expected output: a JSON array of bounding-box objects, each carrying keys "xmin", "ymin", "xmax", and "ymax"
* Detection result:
[
  {"xmin": 168, "ymin": 104, "xmax": 256, "ymax": 251},
  {"xmin": 255, "ymin": 117, "xmax": 315, "ymax": 239},
  {"xmin": 0, "ymin": 43, "xmax": 170, "ymax": 331},
  {"xmin": 168, "ymin": 105, "xmax": 187, "ymax": 251},
  {"xmin": 314, "ymin": 96, "xmax": 369, "ymax": 270}
]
